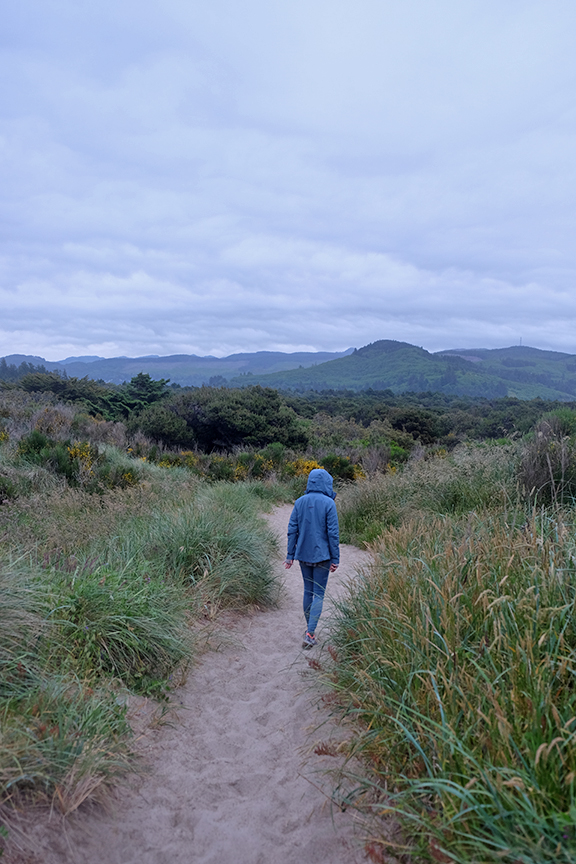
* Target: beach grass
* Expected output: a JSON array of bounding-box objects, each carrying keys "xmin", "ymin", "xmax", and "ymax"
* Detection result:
[
  {"xmin": 325, "ymin": 445, "xmax": 576, "ymax": 863},
  {"xmin": 336, "ymin": 442, "xmax": 519, "ymax": 545}
]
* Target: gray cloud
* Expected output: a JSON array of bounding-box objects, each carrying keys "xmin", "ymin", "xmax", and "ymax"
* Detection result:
[{"xmin": 2, "ymin": 0, "xmax": 576, "ymax": 360}]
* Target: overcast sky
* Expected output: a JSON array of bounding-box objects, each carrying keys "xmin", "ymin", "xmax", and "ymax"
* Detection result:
[{"xmin": 2, "ymin": 0, "xmax": 576, "ymax": 360}]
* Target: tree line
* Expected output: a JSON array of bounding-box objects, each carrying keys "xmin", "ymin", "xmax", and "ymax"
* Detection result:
[{"xmin": 2, "ymin": 369, "xmax": 573, "ymax": 452}]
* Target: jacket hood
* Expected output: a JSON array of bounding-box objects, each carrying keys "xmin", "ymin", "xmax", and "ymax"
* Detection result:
[{"xmin": 305, "ymin": 468, "xmax": 336, "ymax": 499}]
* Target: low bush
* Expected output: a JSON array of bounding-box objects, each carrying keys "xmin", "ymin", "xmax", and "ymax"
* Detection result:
[
  {"xmin": 14, "ymin": 432, "xmax": 152, "ymax": 492},
  {"xmin": 0, "ymin": 390, "xmax": 59, "ymax": 441},
  {"xmin": 320, "ymin": 454, "xmax": 360, "ymax": 481},
  {"xmin": 17, "ymin": 430, "xmax": 79, "ymax": 483},
  {"xmin": 0, "ymin": 475, "xmax": 17, "ymax": 502}
]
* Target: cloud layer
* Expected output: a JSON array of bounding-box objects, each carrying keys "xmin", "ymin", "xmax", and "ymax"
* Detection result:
[{"xmin": 2, "ymin": 0, "xmax": 576, "ymax": 359}]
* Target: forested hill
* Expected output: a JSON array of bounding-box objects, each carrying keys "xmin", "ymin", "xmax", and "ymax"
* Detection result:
[{"xmin": 229, "ymin": 341, "xmax": 576, "ymax": 400}]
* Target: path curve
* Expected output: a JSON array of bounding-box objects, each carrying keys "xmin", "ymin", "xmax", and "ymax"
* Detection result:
[{"xmin": 6, "ymin": 505, "xmax": 372, "ymax": 864}]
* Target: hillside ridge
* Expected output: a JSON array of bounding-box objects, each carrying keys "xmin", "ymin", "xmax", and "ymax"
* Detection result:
[
  {"xmin": 3, "ymin": 340, "xmax": 576, "ymax": 399},
  {"xmin": 229, "ymin": 340, "xmax": 576, "ymax": 400}
]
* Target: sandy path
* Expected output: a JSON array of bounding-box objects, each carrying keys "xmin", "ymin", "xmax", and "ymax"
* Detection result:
[{"xmin": 6, "ymin": 505, "xmax": 372, "ymax": 864}]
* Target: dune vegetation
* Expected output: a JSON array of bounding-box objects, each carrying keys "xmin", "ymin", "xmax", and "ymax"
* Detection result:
[
  {"xmin": 326, "ymin": 415, "xmax": 576, "ymax": 864},
  {"xmin": 2, "ymin": 376, "xmax": 576, "ymax": 862},
  {"xmin": 0, "ymin": 391, "xmax": 285, "ymax": 831}
]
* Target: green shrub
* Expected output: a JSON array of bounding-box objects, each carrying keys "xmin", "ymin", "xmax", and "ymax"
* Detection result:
[
  {"xmin": 259, "ymin": 441, "xmax": 286, "ymax": 465},
  {"xmin": 545, "ymin": 407, "xmax": 576, "ymax": 437},
  {"xmin": 157, "ymin": 385, "xmax": 309, "ymax": 451},
  {"xmin": 14, "ymin": 432, "xmax": 152, "ymax": 492},
  {"xmin": 93, "ymin": 451, "xmax": 147, "ymax": 489},
  {"xmin": 206, "ymin": 455, "xmax": 236, "ymax": 482},
  {"xmin": 128, "ymin": 403, "xmax": 192, "ymax": 448},
  {"xmin": 17, "ymin": 431, "xmax": 91, "ymax": 484},
  {"xmin": 321, "ymin": 454, "xmax": 357, "ymax": 481},
  {"xmin": 17, "ymin": 429, "xmax": 49, "ymax": 458},
  {"xmin": 389, "ymin": 440, "xmax": 409, "ymax": 462},
  {"xmin": 0, "ymin": 475, "xmax": 17, "ymax": 502}
]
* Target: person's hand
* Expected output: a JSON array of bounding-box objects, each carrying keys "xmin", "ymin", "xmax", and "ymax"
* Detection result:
[
  {"xmin": 330, "ymin": 563, "xmax": 338, "ymax": 572},
  {"xmin": 284, "ymin": 559, "xmax": 294, "ymax": 569}
]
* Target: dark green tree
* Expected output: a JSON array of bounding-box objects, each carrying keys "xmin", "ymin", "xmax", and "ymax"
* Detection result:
[
  {"xmin": 136, "ymin": 385, "xmax": 309, "ymax": 451},
  {"xmin": 123, "ymin": 373, "xmax": 170, "ymax": 407}
]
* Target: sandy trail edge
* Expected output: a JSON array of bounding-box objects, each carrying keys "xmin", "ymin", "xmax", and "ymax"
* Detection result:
[{"xmin": 4, "ymin": 504, "xmax": 373, "ymax": 864}]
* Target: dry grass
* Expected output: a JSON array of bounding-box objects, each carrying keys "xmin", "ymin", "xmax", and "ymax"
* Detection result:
[
  {"xmin": 337, "ymin": 442, "xmax": 519, "ymax": 544},
  {"xmin": 519, "ymin": 414, "xmax": 576, "ymax": 506},
  {"xmin": 0, "ymin": 466, "xmax": 197, "ymax": 557}
]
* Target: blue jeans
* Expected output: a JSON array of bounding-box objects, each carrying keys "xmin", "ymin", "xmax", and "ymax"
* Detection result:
[{"xmin": 299, "ymin": 560, "xmax": 330, "ymax": 635}]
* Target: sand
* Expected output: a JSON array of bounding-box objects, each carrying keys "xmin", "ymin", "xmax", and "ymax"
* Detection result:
[{"xmin": 3, "ymin": 505, "xmax": 372, "ymax": 864}]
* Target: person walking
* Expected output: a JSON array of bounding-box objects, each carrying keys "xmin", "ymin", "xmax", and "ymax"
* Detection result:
[{"xmin": 284, "ymin": 468, "xmax": 340, "ymax": 649}]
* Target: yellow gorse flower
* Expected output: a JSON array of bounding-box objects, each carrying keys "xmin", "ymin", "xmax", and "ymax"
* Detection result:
[
  {"xmin": 67, "ymin": 442, "xmax": 94, "ymax": 466},
  {"xmin": 180, "ymin": 451, "xmax": 198, "ymax": 468},
  {"xmin": 67, "ymin": 441, "xmax": 96, "ymax": 479},
  {"xmin": 286, "ymin": 458, "xmax": 324, "ymax": 477},
  {"xmin": 158, "ymin": 451, "xmax": 198, "ymax": 470},
  {"xmin": 234, "ymin": 463, "xmax": 249, "ymax": 480}
]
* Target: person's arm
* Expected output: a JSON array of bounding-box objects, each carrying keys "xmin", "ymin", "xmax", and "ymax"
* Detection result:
[
  {"xmin": 286, "ymin": 502, "xmax": 299, "ymax": 568},
  {"xmin": 327, "ymin": 501, "xmax": 340, "ymax": 570}
]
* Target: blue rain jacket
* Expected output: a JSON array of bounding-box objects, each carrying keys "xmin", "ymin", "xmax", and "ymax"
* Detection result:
[{"xmin": 287, "ymin": 469, "xmax": 340, "ymax": 565}]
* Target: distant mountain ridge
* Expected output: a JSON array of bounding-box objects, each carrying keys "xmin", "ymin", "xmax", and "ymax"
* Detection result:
[
  {"xmin": 0, "ymin": 348, "xmax": 355, "ymax": 387},
  {"xmin": 4, "ymin": 341, "xmax": 576, "ymax": 400}
]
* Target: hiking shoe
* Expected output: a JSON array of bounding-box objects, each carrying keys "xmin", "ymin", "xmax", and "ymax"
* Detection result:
[{"xmin": 302, "ymin": 631, "xmax": 317, "ymax": 649}]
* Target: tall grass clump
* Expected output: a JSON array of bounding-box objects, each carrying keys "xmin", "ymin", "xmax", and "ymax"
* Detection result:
[
  {"xmin": 328, "ymin": 510, "xmax": 576, "ymax": 863},
  {"xmin": 21, "ymin": 482, "xmax": 278, "ymax": 698},
  {"xmin": 337, "ymin": 442, "xmax": 518, "ymax": 544},
  {"xmin": 43, "ymin": 481, "xmax": 280, "ymax": 613},
  {"xmin": 519, "ymin": 412, "xmax": 576, "ymax": 507},
  {"xmin": 0, "ymin": 564, "xmax": 131, "ymax": 815},
  {"xmin": 0, "ymin": 564, "xmax": 44, "ymax": 674},
  {"xmin": 1, "ymin": 672, "xmax": 131, "ymax": 815},
  {"xmin": 137, "ymin": 482, "xmax": 279, "ymax": 608},
  {"xmin": 47, "ymin": 568, "xmax": 191, "ymax": 695}
]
